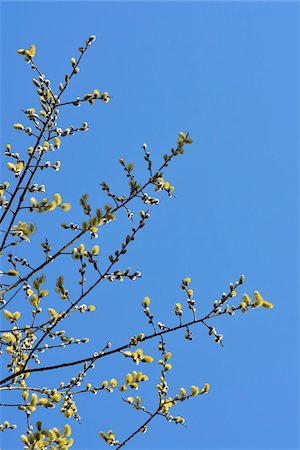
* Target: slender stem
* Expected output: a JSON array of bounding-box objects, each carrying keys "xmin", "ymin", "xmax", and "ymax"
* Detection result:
[
  {"xmin": 0, "ymin": 149, "xmax": 176, "ymax": 298},
  {"xmin": 0, "ymin": 403, "xmax": 22, "ymax": 407},
  {"xmin": 24, "ymin": 221, "xmax": 145, "ymax": 370},
  {"xmin": 0, "ymin": 303, "xmax": 244, "ymax": 386},
  {"xmin": 116, "ymin": 408, "xmax": 160, "ymax": 449},
  {"xmin": 0, "ymin": 122, "xmax": 49, "ymax": 233},
  {"xmin": 0, "ymin": 151, "xmax": 46, "ymax": 251},
  {"xmin": 0, "ymin": 40, "xmax": 90, "ymax": 246},
  {"xmin": 0, "ymin": 55, "xmax": 58, "ymax": 228}
]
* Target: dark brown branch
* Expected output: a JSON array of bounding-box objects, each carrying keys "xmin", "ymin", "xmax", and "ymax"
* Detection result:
[
  {"xmin": 115, "ymin": 407, "xmax": 160, "ymax": 449},
  {"xmin": 0, "ymin": 148, "xmax": 179, "ymax": 298},
  {"xmin": 0, "ymin": 301, "xmax": 244, "ymax": 386}
]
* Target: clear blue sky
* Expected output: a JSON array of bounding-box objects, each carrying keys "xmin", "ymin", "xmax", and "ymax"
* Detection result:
[{"xmin": 0, "ymin": 1, "xmax": 299, "ymax": 449}]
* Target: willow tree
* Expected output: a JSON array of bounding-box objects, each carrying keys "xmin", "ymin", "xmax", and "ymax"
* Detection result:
[{"xmin": 0, "ymin": 36, "xmax": 273, "ymax": 449}]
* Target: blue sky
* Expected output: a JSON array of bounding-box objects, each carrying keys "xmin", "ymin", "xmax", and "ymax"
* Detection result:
[{"xmin": 0, "ymin": 1, "xmax": 299, "ymax": 449}]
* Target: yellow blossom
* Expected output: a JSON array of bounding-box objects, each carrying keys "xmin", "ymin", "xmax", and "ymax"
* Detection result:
[
  {"xmin": 13, "ymin": 123, "xmax": 24, "ymax": 130},
  {"xmin": 110, "ymin": 378, "xmax": 118, "ymax": 388},
  {"xmin": 64, "ymin": 424, "xmax": 72, "ymax": 437},
  {"xmin": 141, "ymin": 355, "xmax": 153, "ymax": 363},
  {"xmin": 143, "ymin": 296, "xmax": 150, "ymax": 307},
  {"xmin": 61, "ymin": 203, "xmax": 71, "ymax": 211},
  {"xmin": 262, "ymin": 300, "xmax": 274, "ymax": 309},
  {"xmin": 254, "ymin": 290, "xmax": 264, "ymax": 307},
  {"xmin": 53, "ymin": 136, "xmax": 61, "ymax": 148},
  {"xmin": 7, "ymin": 269, "xmax": 19, "ymax": 277},
  {"xmin": 54, "ymin": 193, "xmax": 62, "ymax": 205},
  {"xmin": 91, "ymin": 245, "xmax": 100, "ymax": 255},
  {"xmin": 191, "ymin": 385, "xmax": 200, "ymax": 396},
  {"xmin": 242, "ymin": 294, "xmax": 252, "ymax": 305},
  {"xmin": 179, "ymin": 388, "xmax": 187, "ymax": 397},
  {"xmin": 183, "ymin": 277, "xmax": 191, "ymax": 285},
  {"xmin": 3, "ymin": 310, "xmax": 13, "ymax": 321},
  {"xmin": 201, "ymin": 383, "xmax": 210, "ymax": 394}
]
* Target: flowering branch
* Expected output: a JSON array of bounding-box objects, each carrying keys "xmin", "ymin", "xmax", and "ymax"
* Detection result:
[{"xmin": 0, "ymin": 36, "xmax": 273, "ymax": 450}]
